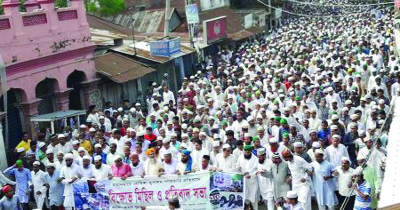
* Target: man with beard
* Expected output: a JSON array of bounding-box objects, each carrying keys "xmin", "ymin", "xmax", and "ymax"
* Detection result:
[
  {"xmin": 310, "ymin": 150, "xmax": 338, "ymax": 210},
  {"xmin": 332, "ymin": 157, "xmax": 355, "ymax": 210},
  {"xmin": 45, "ymin": 163, "xmax": 64, "ymax": 209},
  {"xmin": 237, "ymin": 145, "xmax": 258, "ymax": 210},
  {"xmin": 130, "ymin": 152, "xmax": 145, "ymax": 177},
  {"xmin": 265, "ymin": 152, "xmax": 290, "ymax": 206},
  {"xmin": 59, "ymin": 153, "xmax": 82, "ymax": 210},
  {"xmin": 163, "ymin": 152, "xmax": 178, "ymax": 175},
  {"xmin": 111, "ymin": 155, "xmax": 132, "ymax": 179},
  {"xmin": 282, "ymin": 149, "xmax": 312, "ymax": 210},
  {"xmin": 255, "ymin": 148, "xmax": 274, "ymax": 210},
  {"xmin": 176, "ymin": 150, "xmax": 198, "ymax": 174},
  {"xmin": 30, "ymin": 161, "xmax": 47, "ymax": 209},
  {"xmin": 81, "ymin": 155, "xmax": 95, "ymax": 179},
  {"xmin": 3, "ymin": 160, "xmax": 31, "ymax": 210},
  {"xmin": 265, "ymin": 137, "xmax": 286, "ymax": 159},
  {"xmin": 143, "ymin": 148, "xmax": 164, "ymax": 176},
  {"xmin": 92, "ymin": 156, "xmax": 113, "ymax": 180},
  {"xmin": 0, "ymin": 185, "xmax": 22, "ymax": 209}
]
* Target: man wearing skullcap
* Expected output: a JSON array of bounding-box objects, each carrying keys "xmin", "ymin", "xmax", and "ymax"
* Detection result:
[
  {"xmin": 255, "ymin": 148, "xmax": 274, "ymax": 209},
  {"xmin": 264, "ymin": 152, "xmax": 291, "ymax": 206},
  {"xmin": 325, "ymin": 135, "xmax": 349, "ymax": 170},
  {"xmin": 356, "ymin": 156, "xmax": 381, "ymax": 209},
  {"xmin": 3, "ymin": 159, "xmax": 31, "ymax": 209},
  {"xmin": 92, "ymin": 155, "xmax": 113, "ymax": 180},
  {"xmin": 30, "ymin": 161, "xmax": 47, "ymax": 209},
  {"xmin": 93, "ymin": 143, "xmax": 107, "ymax": 164},
  {"xmin": 143, "ymin": 148, "xmax": 164, "ymax": 176},
  {"xmin": 332, "ymin": 157, "xmax": 355, "ymax": 210},
  {"xmin": 59, "ymin": 153, "xmax": 82, "ymax": 209},
  {"xmin": 310, "ymin": 150, "xmax": 338, "ymax": 209},
  {"xmin": 0, "ymin": 185, "xmax": 22, "ymax": 209},
  {"xmin": 352, "ymin": 166, "xmax": 373, "ymax": 210},
  {"xmin": 159, "ymin": 138, "xmax": 178, "ymax": 160},
  {"xmin": 215, "ymin": 144, "xmax": 237, "ymax": 172},
  {"xmin": 237, "ymin": 145, "xmax": 258, "ymax": 209},
  {"xmin": 281, "ymin": 149, "xmax": 313, "ymax": 210},
  {"xmin": 106, "ymin": 143, "xmax": 122, "ymax": 166},
  {"xmin": 81, "ymin": 155, "xmax": 95, "ymax": 179},
  {"xmin": 162, "ymin": 151, "xmax": 178, "ymax": 175},
  {"xmin": 293, "ymin": 142, "xmax": 311, "ymax": 163},
  {"xmin": 276, "ymin": 191, "xmax": 303, "ymax": 210},
  {"xmin": 45, "ymin": 163, "xmax": 65, "ymax": 209},
  {"xmin": 111, "ymin": 155, "xmax": 132, "ymax": 179}
]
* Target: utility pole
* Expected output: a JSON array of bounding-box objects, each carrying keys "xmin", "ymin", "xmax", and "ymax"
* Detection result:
[
  {"xmin": 0, "ymin": 55, "xmax": 9, "ymax": 170},
  {"xmin": 164, "ymin": 0, "xmax": 171, "ymax": 37}
]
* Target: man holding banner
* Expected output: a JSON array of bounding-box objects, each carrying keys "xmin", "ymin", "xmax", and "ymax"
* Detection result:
[{"xmin": 237, "ymin": 145, "xmax": 258, "ymax": 210}]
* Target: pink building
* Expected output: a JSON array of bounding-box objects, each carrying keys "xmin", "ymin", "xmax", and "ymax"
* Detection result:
[{"xmin": 0, "ymin": 0, "xmax": 99, "ymax": 143}]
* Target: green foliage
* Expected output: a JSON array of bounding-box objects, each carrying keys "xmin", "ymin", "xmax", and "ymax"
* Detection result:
[
  {"xmin": 85, "ymin": 0, "xmax": 124, "ymax": 16},
  {"xmin": 55, "ymin": 0, "xmax": 68, "ymax": 8},
  {"xmin": 0, "ymin": 0, "xmax": 3, "ymax": 15}
]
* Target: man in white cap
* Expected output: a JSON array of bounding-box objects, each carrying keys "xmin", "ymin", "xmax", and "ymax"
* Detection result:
[
  {"xmin": 352, "ymin": 166, "xmax": 372, "ymax": 210},
  {"xmin": 43, "ymin": 148, "xmax": 55, "ymax": 168},
  {"xmin": 162, "ymin": 152, "xmax": 178, "ymax": 175},
  {"xmin": 281, "ymin": 149, "xmax": 312, "ymax": 210},
  {"xmin": 215, "ymin": 144, "xmax": 237, "ymax": 172},
  {"xmin": 129, "ymin": 152, "xmax": 145, "ymax": 177},
  {"xmin": 55, "ymin": 151, "xmax": 65, "ymax": 171},
  {"xmin": 264, "ymin": 152, "xmax": 290, "ymax": 207},
  {"xmin": 265, "ymin": 137, "xmax": 286, "ymax": 159},
  {"xmin": 307, "ymin": 142, "xmax": 324, "ymax": 162},
  {"xmin": 128, "ymin": 107, "xmax": 143, "ymax": 129},
  {"xmin": 310, "ymin": 149, "xmax": 338, "ymax": 210},
  {"xmin": 92, "ymin": 155, "xmax": 112, "ymax": 180},
  {"xmin": 237, "ymin": 145, "xmax": 258, "ymax": 209},
  {"xmin": 210, "ymin": 141, "xmax": 220, "ymax": 165},
  {"xmin": 159, "ymin": 138, "xmax": 178, "ymax": 160},
  {"xmin": 255, "ymin": 148, "xmax": 274, "ymax": 210},
  {"xmin": 81, "ymin": 155, "xmax": 95, "ymax": 179},
  {"xmin": 162, "ymin": 85, "xmax": 175, "ymax": 106},
  {"xmin": 45, "ymin": 163, "xmax": 65, "ymax": 209},
  {"xmin": 332, "ymin": 157, "xmax": 355, "ymax": 210},
  {"xmin": 325, "ymin": 134, "xmax": 349, "ymax": 169},
  {"xmin": 30, "ymin": 161, "xmax": 47, "ymax": 209},
  {"xmin": 59, "ymin": 153, "xmax": 82, "ymax": 210},
  {"xmin": 58, "ymin": 134, "xmax": 72, "ymax": 155},
  {"xmin": 99, "ymin": 115, "xmax": 112, "ymax": 133},
  {"xmin": 277, "ymin": 191, "xmax": 303, "ymax": 210}
]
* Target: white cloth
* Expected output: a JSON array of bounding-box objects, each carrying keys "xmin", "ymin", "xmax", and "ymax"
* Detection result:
[
  {"xmin": 60, "ymin": 164, "xmax": 82, "ymax": 208},
  {"xmin": 214, "ymin": 154, "xmax": 237, "ymax": 172},
  {"xmin": 237, "ymin": 154, "xmax": 258, "ymax": 204},
  {"xmin": 310, "ymin": 161, "xmax": 338, "ymax": 207},
  {"xmin": 93, "ymin": 164, "xmax": 112, "ymax": 180},
  {"xmin": 31, "ymin": 170, "xmax": 47, "ymax": 209},
  {"xmin": 335, "ymin": 166, "xmax": 355, "ymax": 196},
  {"xmin": 163, "ymin": 159, "xmax": 179, "ymax": 175},
  {"xmin": 287, "ymin": 156, "xmax": 313, "ymax": 210},
  {"xmin": 81, "ymin": 164, "xmax": 95, "ymax": 179}
]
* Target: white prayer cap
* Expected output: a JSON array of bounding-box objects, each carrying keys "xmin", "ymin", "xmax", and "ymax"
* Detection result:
[
  {"xmin": 17, "ymin": 147, "xmax": 25, "ymax": 153},
  {"xmin": 83, "ymin": 155, "xmax": 91, "ymax": 160},
  {"xmin": 222, "ymin": 144, "xmax": 231, "ymax": 149},
  {"xmin": 331, "ymin": 99, "xmax": 338, "ymax": 103},
  {"xmin": 65, "ymin": 153, "xmax": 74, "ymax": 159},
  {"xmin": 257, "ymin": 148, "xmax": 266, "ymax": 156},
  {"xmin": 99, "ymin": 116, "xmax": 105, "ymax": 120},
  {"xmin": 269, "ymin": 138, "xmax": 278, "ymax": 143},
  {"xmin": 58, "ymin": 134, "xmax": 65, "ymax": 138},
  {"xmin": 331, "ymin": 115, "xmax": 339, "ymax": 120},
  {"xmin": 213, "ymin": 141, "xmax": 220, "ymax": 147},
  {"xmin": 181, "ymin": 124, "xmax": 188, "ymax": 129},
  {"xmin": 94, "ymin": 156, "xmax": 102, "ymax": 161},
  {"xmin": 350, "ymin": 114, "xmax": 358, "ymax": 120},
  {"xmin": 181, "ymin": 133, "xmax": 188, "ymax": 138},
  {"xmin": 246, "ymin": 116, "xmax": 253, "ymax": 122},
  {"xmin": 46, "ymin": 148, "xmax": 54, "ymax": 154},
  {"xmin": 293, "ymin": 142, "xmax": 303, "ymax": 148},
  {"xmin": 164, "ymin": 150, "xmax": 172, "ymax": 156},
  {"xmin": 242, "ymin": 123, "xmax": 249, "ymax": 129},
  {"xmin": 378, "ymin": 99, "xmax": 385, "ymax": 104},
  {"xmin": 114, "ymin": 155, "xmax": 122, "ymax": 162},
  {"xmin": 170, "ymin": 133, "xmax": 177, "ymax": 138},
  {"xmin": 349, "ymin": 122, "xmax": 357, "ymax": 128},
  {"xmin": 57, "ymin": 151, "xmax": 64, "ymax": 155},
  {"xmin": 117, "ymin": 107, "xmax": 123, "ymax": 112},
  {"xmin": 342, "ymin": 107, "xmax": 349, "ymax": 112},
  {"xmin": 33, "ymin": 161, "xmax": 40, "ymax": 166},
  {"xmin": 86, "ymin": 118, "xmax": 92, "ymax": 123},
  {"xmin": 130, "ymin": 108, "xmax": 136, "ymax": 113},
  {"xmin": 167, "ymin": 121, "xmax": 173, "ymax": 125},
  {"xmin": 312, "ymin": 142, "xmax": 321, "ymax": 148},
  {"xmin": 38, "ymin": 142, "xmax": 46, "ymax": 149},
  {"xmin": 137, "ymin": 131, "xmax": 144, "ymax": 136},
  {"xmin": 47, "ymin": 163, "xmax": 55, "ymax": 168},
  {"xmin": 244, "ymin": 133, "xmax": 251, "ymax": 138},
  {"xmin": 95, "ymin": 143, "xmax": 102, "ymax": 148},
  {"xmin": 287, "ymin": 191, "xmax": 298, "ymax": 199},
  {"xmin": 156, "ymin": 136, "xmax": 163, "ymax": 141},
  {"xmin": 342, "ymin": 157, "xmax": 350, "ymax": 163},
  {"xmin": 89, "ymin": 128, "xmax": 96, "ymax": 132},
  {"xmin": 357, "ymin": 154, "xmax": 366, "ymax": 161},
  {"xmin": 162, "ymin": 138, "xmax": 170, "ymax": 144},
  {"xmin": 315, "ymin": 149, "xmax": 324, "ymax": 155},
  {"xmin": 80, "ymin": 124, "xmax": 86, "ymax": 129},
  {"xmin": 78, "ymin": 147, "xmax": 86, "ymax": 152},
  {"xmin": 345, "ymin": 100, "xmax": 352, "ymax": 105},
  {"xmin": 284, "ymin": 107, "xmax": 290, "ymax": 112},
  {"xmin": 213, "ymin": 124, "xmax": 219, "ymax": 129},
  {"xmin": 72, "ymin": 140, "xmax": 79, "ymax": 145},
  {"xmin": 199, "ymin": 132, "xmax": 207, "ymax": 137}
]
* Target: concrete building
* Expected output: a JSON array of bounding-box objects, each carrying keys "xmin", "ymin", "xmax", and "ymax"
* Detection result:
[{"xmin": 0, "ymin": 0, "xmax": 99, "ymax": 163}]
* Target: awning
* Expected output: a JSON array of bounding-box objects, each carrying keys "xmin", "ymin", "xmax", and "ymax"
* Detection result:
[
  {"xmin": 95, "ymin": 52, "xmax": 156, "ymax": 83},
  {"xmin": 30, "ymin": 110, "xmax": 86, "ymax": 122}
]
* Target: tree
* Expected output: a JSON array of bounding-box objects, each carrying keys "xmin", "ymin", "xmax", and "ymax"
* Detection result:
[{"xmin": 86, "ymin": 0, "xmax": 124, "ymax": 16}]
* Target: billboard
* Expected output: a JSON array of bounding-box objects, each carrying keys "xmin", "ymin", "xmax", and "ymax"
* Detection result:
[
  {"xmin": 244, "ymin": 13, "xmax": 253, "ymax": 29},
  {"xmin": 185, "ymin": 4, "xmax": 200, "ymax": 24},
  {"xmin": 149, "ymin": 37, "xmax": 181, "ymax": 57},
  {"xmin": 200, "ymin": 0, "xmax": 230, "ymax": 11},
  {"xmin": 203, "ymin": 16, "xmax": 227, "ymax": 45}
]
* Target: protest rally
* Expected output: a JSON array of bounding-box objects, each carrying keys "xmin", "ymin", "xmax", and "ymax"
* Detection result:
[{"xmin": 0, "ymin": 0, "xmax": 398, "ymax": 209}]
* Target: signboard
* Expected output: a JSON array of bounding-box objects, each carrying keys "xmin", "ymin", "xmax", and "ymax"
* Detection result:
[
  {"xmin": 149, "ymin": 37, "xmax": 181, "ymax": 57},
  {"xmin": 185, "ymin": 4, "xmax": 199, "ymax": 24},
  {"xmin": 275, "ymin": 8, "xmax": 282, "ymax": 19},
  {"xmin": 200, "ymin": 0, "xmax": 230, "ymax": 11},
  {"xmin": 203, "ymin": 16, "xmax": 227, "ymax": 45},
  {"xmin": 72, "ymin": 172, "xmax": 244, "ymax": 210},
  {"xmin": 259, "ymin": 14, "xmax": 266, "ymax": 27},
  {"xmin": 244, "ymin": 13, "xmax": 253, "ymax": 29}
]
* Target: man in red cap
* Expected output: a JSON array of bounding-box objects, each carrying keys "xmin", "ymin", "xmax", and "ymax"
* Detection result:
[{"xmin": 0, "ymin": 185, "xmax": 22, "ymax": 209}]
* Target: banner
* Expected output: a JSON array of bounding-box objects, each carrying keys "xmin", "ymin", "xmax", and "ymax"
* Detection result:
[
  {"xmin": 73, "ymin": 172, "xmax": 244, "ymax": 210},
  {"xmin": 149, "ymin": 38, "xmax": 181, "ymax": 57},
  {"xmin": 185, "ymin": 4, "xmax": 199, "ymax": 24},
  {"xmin": 244, "ymin": 14, "xmax": 253, "ymax": 29}
]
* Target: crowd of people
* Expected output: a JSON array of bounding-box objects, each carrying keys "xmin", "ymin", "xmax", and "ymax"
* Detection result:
[{"xmin": 0, "ymin": 3, "xmax": 397, "ymax": 210}]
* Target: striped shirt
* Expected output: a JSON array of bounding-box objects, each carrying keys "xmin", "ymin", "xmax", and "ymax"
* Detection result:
[{"xmin": 354, "ymin": 181, "xmax": 372, "ymax": 210}]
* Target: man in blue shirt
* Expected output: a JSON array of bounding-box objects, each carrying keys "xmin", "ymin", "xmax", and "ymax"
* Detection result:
[
  {"xmin": 0, "ymin": 185, "xmax": 22, "ymax": 210},
  {"xmin": 3, "ymin": 160, "xmax": 31, "ymax": 210},
  {"xmin": 352, "ymin": 167, "xmax": 372, "ymax": 210}
]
